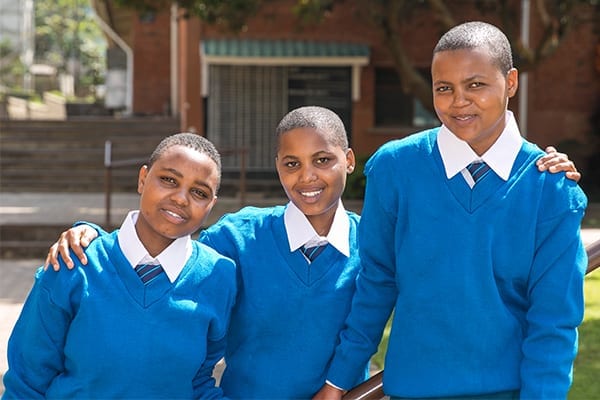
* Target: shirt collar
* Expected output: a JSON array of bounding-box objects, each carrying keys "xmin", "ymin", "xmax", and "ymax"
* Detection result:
[
  {"xmin": 437, "ymin": 110, "xmax": 523, "ymax": 181},
  {"xmin": 284, "ymin": 200, "xmax": 350, "ymax": 257},
  {"xmin": 117, "ymin": 210, "xmax": 192, "ymax": 283}
]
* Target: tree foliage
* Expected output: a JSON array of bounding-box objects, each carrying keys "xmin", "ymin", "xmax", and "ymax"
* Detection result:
[
  {"xmin": 115, "ymin": 0, "xmax": 598, "ymax": 110},
  {"xmin": 35, "ymin": 0, "xmax": 106, "ymax": 97},
  {"xmin": 0, "ymin": 39, "xmax": 25, "ymax": 91}
]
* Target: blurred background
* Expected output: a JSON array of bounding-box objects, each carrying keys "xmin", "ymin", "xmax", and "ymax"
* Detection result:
[
  {"xmin": 1, "ymin": 0, "xmax": 599, "ymax": 397},
  {"xmin": 1, "ymin": 0, "xmax": 599, "ymax": 200}
]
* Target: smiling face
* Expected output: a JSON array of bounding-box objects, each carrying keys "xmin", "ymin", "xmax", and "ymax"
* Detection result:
[
  {"xmin": 135, "ymin": 145, "xmax": 219, "ymax": 256},
  {"xmin": 276, "ymin": 127, "xmax": 355, "ymax": 235},
  {"xmin": 432, "ymin": 48, "xmax": 518, "ymax": 155}
]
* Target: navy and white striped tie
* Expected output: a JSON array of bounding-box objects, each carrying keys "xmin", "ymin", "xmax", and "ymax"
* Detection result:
[
  {"xmin": 301, "ymin": 245, "xmax": 327, "ymax": 262},
  {"xmin": 134, "ymin": 263, "xmax": 164, "ymax": 285},
  {"xmin": 467, "ymin": 161, "xmax": 491, "ymax": 184}
]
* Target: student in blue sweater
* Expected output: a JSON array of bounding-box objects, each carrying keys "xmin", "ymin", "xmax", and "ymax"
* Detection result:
[
  {"xmin": 3, "ymin": 133, "xmax": 236, "ymax": 399},
  {"xmin": 42, "ymin": 106, "xmax": 366, "ymax": 398},
  {"xmin": 315, "ymin": 21, "xmax": 588, "ymax": 400},
  {"xmin": 44, "ymin": 109, "xmax": 578, "ymax": 398}
]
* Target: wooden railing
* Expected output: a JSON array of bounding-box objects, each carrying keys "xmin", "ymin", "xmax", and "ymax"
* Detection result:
[{"xmin": 343, "ymin": 237, "xmax": 600, "ymax": 400}]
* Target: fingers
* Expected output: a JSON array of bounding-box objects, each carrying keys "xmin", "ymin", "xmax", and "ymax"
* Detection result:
[
  {"xmin": 536, "ymin": 147, "xmax": 581, "ymax": 182},
  {"xmin": 537, "ymin": 148, "xmax": 576, "ymax": 170},
  {"xmin": 565, "ymin": 170, "xmax": 582, "ymax": 183},
  {"xmin": 44, "ymin": 242, "xmax": 61, "ymax": 271},
  {"xmin": 43, "ymin": 226, "xmax": 94, "ymax": 272},
  {"xmin": 62, "ymin": 227, "xmax": 90, "ymax": 268},
  {"xmin": 537, "ymin": 149, "xmax": 569, "ymax": 170}
]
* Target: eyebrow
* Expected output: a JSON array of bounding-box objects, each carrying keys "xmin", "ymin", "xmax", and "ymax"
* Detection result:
[
  {"xmin": 160, "ymin": 166, "xmax": 215, "ymax": 193},
  {"xmin": 280, "ymin": 149, "xmax": 336, "ymax": 158},
  {"xmin": 434, "ymin": 74, "xmax": 487, "ymax": 86}
]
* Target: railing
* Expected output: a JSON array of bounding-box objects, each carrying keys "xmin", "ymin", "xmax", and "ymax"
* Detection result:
[
  {"xmin": 343, "ymin": 237, "xmax": 600, "ymax": 400},
  {"xmin": 104, "ymin": 140, "xmax": 248, "ymax": 227}
]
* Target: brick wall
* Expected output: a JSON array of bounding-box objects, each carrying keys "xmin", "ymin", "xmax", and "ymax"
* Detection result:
[
  {"xmin": 130, "ymin": 1, "xmax": 599, "ymax": 158},
  {"xmin": 132, "ymin": 11, "xmax": 172, "ymax": 116}
]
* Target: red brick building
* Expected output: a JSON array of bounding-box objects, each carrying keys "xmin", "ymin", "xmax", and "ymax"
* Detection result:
[{"xmin": 118, "ymin": 0, "xmax": 599, "ymax": 176}]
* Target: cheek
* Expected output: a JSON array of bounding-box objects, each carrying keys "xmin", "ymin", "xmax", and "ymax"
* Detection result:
[
  {"xmin": 277, "ymin": 175, "xmax": 295, "ymax": 193},
  {"xmin": 433, "ymin": 98, "xmax": 450, "ymax": 115},
  {"xmin": 331, "ymin": 163, "xmax": 345, "ymax": 172}
]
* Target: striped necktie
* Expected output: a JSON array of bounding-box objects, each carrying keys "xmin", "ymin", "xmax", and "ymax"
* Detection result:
[
  {"xmin": 301, "ymin": 244, "xmax": 327, "ymax": 262},
  {"xmin": 134, "ymin": 263, "xmax": 164, "ymax": 285},
  {"xmin": 467, "ymin": 161, "xmax": 491, "ymax": 184}
]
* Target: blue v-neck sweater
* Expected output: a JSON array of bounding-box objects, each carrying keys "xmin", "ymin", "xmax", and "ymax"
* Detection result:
[
  {"xmin": 3, "ymin": 231, "xmax": 236, "ymax": 399},
  {"xmin": 326, "ymin": 128, "xmax": 587, "ymax": 398},
  {"xmin": 199, "ymin": 205, "xmax": 368, "ymax": 399}
]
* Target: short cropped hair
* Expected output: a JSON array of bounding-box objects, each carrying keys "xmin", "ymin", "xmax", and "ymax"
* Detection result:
[
  {"xmin": 433, "ymin": 21, "xmax": 513, "ymax": 75},
  {"xmin": 275, "ymin": 106, "xmax": 349, "ymax": 151},
  {"xmin": 148, "ymin": 132, "xmax": 221, "ymax": 188}
]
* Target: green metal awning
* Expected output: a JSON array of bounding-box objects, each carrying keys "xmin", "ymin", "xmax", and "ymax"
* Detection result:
[
  {"xmin": 200, "ymin": 39, "xmax": 370, "ymax": 100},
  {"xmin": 202, "ymin": 39, "xmax": 369, "ymax": 59}
]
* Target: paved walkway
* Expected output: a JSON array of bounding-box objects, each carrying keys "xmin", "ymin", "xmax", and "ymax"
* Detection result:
[{"xmin": 1, "ymin": 192, "xmax": 599, "ymax": 394}]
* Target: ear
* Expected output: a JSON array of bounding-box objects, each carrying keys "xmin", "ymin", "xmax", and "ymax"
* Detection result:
[
  {"xmin": 346, "ymin": 148, "xmax": 356, "ymax": 174},
  {"xmin": 207, "ymin": 196, "xmax": 218, "ymax": 212},
  {"xmin": 506, "ymin": 68, "xmax": 518, "ymax": 98},
  {"xmin": 274, "ymin": 156, "xmax": 284, "ymax": 178},
  {"xmin": 137, "ymin": 165, "xmax": 149, "ymax": 195}
]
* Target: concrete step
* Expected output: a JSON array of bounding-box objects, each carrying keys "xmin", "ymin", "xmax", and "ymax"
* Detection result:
[{"xmin": 0, "ymin": 225, "xmax": 69, "ymax": 259}]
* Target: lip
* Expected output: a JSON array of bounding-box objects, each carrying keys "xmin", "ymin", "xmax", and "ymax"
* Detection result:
[
  {"xmin": 161, "ymin": 207, "xmax": 187, "ymax": 224},
  {"xmin": 451, "ymin": 113, "xmax": 477, "ymax": 125},
  {"xmin": 297, "ymin": 187, "xmax": 324, "ymax": 203}
]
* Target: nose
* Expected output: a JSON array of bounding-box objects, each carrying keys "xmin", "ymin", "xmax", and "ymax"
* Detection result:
[
  {"xmin": 170, "ymin": 188, "xmax": 189, "ymax": 206},
  {"xmin": 299, "ymin": 164, "xmax": 318, "ymax": 183},
  {"xmin": 452, "ymin": 88, "xmax": 470, "ymax": 107}
]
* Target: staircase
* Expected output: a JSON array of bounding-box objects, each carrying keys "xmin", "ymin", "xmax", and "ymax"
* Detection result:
[
  {"xmin": 0, "ymin": 118, "xmax": 285, "ymax": 258},
  {"xmin": 0, "ymin": 118, "xmax": 284, "ymax": 195},
  {"xmin": 0, "ymin": 118, "xmax": 181, "ymax": 193}
]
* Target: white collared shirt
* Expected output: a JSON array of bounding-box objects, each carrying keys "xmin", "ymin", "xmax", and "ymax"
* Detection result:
[
  {"xmin": 284, "ymin": 200, "xmax": 350, "ymax": 258},
  {"xmin": 437, "ymin": 110, "xmax": 523, "ymax": 188},
  {"xmin": 117, "ymin": 210, "xmax": 193, "ymax": 283}
]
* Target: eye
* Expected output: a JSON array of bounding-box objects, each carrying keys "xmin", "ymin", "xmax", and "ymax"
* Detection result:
[
  {"xmin": 315, "ymin": 157, "xmax": 331, "ymax": 166},
  {"xmin": 469, "ymin": 81, "xmax": 484, "ymax": 88},
  {"xmin": 284, "ymin": 160, "xmax": 299, "ymax": 169},
  {"xmin": 160, "ymin": 176, "xmax": 177, "ymax": 185},
  {"xmin": 191, "ymin": 188, "xmax": 209, "ymax": 199},
  {"xmin": 435, "ymin": 85, "xmax": 451, "ymax": 93}
]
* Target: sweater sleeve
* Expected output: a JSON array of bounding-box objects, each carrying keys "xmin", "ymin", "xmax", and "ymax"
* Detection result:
[
  {"xmin": 520, "ymin": 179, "xmax": 587, "ymax": 398},
  {"xmin": 3, "ymin": 266, "xmax": 78, "ymax": 398},
  {"xmin": 191, "ymin": 253, "xmax": 237, "ymax": 399},
  {"xmin": 198, "ymin": 217, "xmax": 240, "ymax": 262},
  {"xmin": 191, "ymin": 336, "xmax": 227, "ymax": 399},
  {"xmin": 326, "ymin": 150, "xmax": 400, "ymax": 389}
]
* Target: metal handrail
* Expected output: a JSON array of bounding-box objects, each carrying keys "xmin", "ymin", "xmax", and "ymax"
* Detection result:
[
  {"xmin": 343, "ymin": 237, "xmax": 600, "ymax": 400},
  {"xmin": 586, "ymin": 239, "xmax": 600, "ymax": 274}
]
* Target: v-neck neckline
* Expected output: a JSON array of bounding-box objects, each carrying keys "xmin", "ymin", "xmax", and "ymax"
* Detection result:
[
  {"xmin": 109, "ymin": 238, "xmax": 182, "ymax": 308},
  {"xmin": 272, "ymin": 213, "xmax": 342, "ymax": 286}
]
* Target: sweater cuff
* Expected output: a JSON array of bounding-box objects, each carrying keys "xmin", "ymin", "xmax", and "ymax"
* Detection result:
[{"xmin": 325, "ymin": 380, "xmax": 344, "ymax": 391}]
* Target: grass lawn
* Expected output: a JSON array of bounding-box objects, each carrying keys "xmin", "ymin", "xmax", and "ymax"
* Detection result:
[{"xmin": 570, "ymin": 271, "xmax": 600, "ymax": 398}]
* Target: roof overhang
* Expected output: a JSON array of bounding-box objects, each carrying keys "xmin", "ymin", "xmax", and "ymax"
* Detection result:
[{"xmin": 200, "ymin": 39, "xmax": 370, "ymax": 100}]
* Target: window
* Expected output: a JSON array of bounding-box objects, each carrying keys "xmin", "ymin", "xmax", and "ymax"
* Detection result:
[
  {"xmin": 375, "ymin": 67, "xmax": 438, "ymax": 128},
  {"xmin": 206, "ymin": 65, "xmax": 352, "ymax": 172}
]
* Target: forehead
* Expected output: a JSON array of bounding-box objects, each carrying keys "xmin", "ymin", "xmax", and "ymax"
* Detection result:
[
  {"xmin": 432, "ymin": 48, "xmax": 501, "ymax": 79},
  {"xmin": 278, "ymin": 127, "xmax": 340, "ymax": 153},
  {"xmin": 154, "ymin": 145, "xmax": 217, "ymax": 171}
]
